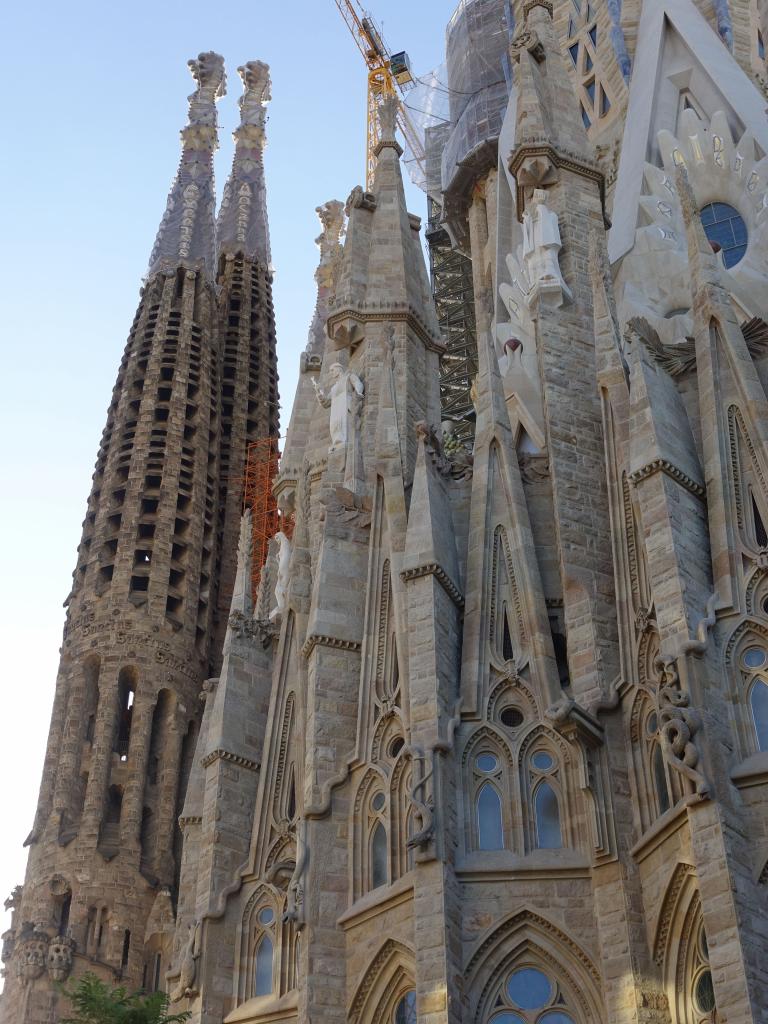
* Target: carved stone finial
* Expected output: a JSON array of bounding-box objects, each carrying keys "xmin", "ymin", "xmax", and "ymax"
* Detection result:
[
  {"xmin": 314, "ymin": 200, "xmax": 345, "ymax": 290},
  {"xmin": 378, "ymin": 94, "xmax": 399, "ymax": 143},
  {"xmin": 237, "ymin": 508, "xmax": 253, "ymax": 572},
  {"xmin": 187, "ymin": 52, "xmax": 226, "ymax": 104},
  {"xmin": 238, "ymin": 60, "xmax": 270, "ymax": 104},
  {"xmin": 236, "ymin": 60, "xmax": 270, "ymax": 147}
]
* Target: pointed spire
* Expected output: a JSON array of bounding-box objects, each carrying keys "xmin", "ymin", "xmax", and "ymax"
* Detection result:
[
  {"xmin": 403, "ymin": 432, "xmax": 460, "ymax": 592},
  {"xmin": 328, "ymin": 99, "xmax": 442, "ymax": 348},
  {"xmin": 146, "ymin": 52, "xmax": 225, "ymax": 280},
  {"xmin": 217, "ymin": 61, "xmax": 272, "ymax": 265}
]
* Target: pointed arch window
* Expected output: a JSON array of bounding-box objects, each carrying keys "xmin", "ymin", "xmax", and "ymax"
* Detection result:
[
  {"xmin": 394, "ymin": 990, "xmax": 417, "ymax": 1023},
  {"xmin": 477, "ymin": 783, "xmax": 504, "ymax": 850},
  {"xmin": 651, "ymin": 741, "xmax": 671, "ymax": 814},
  {"xmin": 472, "ymin": 751, "xmax": 505, "ymax": 851},
  {"xmin": 529, "ymin": 750, "xmax": 563, "ymax": 850},
  {"xmin": 738, "ymin": 643, "xmax": 768, "ymax": 753},
  {"xmin": 371, "ymin": 819, "xmax": 388, "ymax": 889},
  {"xmin": 254, "ymin": 935, "xmax": 274, "ymax": 996},
  {"xmin": 750, "ymin": 678, "xmax": 768, "ymax": 751},
  {"xmin": 251, "ymin": 904, "xmax": 276, "ymax": 997},
  {"xmin": 534, "ymin": 782, "xmax": 562, "ymax": 849},
  {"xmin": 491, "ymin": 527, "xmax": 524, "ymax": 667},
  {"xmin": 751, "ymin": 490, "xmax": 768, "ymax": 548}
]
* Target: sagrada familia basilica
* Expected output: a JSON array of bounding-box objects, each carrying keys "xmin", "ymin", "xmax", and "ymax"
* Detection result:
[{"xmin": 3, "ymin": 0, "xmax": 768, "ymax": 1020}]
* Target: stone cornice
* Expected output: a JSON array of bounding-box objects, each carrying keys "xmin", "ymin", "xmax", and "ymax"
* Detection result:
[
  {"xmin": 201, "ymin": 748, "xmax": 259, "ymax": 771},
  {"xmin": 400, "ymin": 563, "xmax": 465, "ymax": 608},
  {"xmin": 327, "ymin": 305, "xmax": 445, "ymax": 354},
  {"xmin": 301, "ymin": 634, "xmax": 362, "ymax": 659},
  {"xmin": 628, "ymin": 458, "xmax": 705, "ymax": 498},
  {"xmin": 508, "ymin": 140, "xmax": 605, "ymax": 221}
]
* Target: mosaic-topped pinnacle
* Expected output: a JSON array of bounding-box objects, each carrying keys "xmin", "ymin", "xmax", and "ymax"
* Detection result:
[
  {"xmin": 216, "ymin": 57, "xmax": 272, "ymax": 263},
  {"xmin": 184, "ymin": 52, "xmax": 226, "ymax": 139},
  {"xmin": 234, "ymin": 61, "xmax": 271, "ymax": 148}
]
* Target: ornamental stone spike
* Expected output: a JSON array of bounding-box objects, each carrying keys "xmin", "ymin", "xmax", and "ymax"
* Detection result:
[
  {"xmin": 216, "ymin": 60, "xmax": 272, "ymax": 264},
  {"xmin": 145, "ymin": 51, "xmax": 225, "ymax": 281}
]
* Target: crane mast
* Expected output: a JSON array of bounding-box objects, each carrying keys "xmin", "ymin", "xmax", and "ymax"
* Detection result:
[{"xmin": 333, "ymin": 0, "xmax": 427, "ymax": 189}]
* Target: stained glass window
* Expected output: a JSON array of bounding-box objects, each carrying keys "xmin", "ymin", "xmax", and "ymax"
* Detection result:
[
  {"xmin": 394, "ymin": 990, "xmax": 417, "ymax": 1024},
  {"xmin": 700, "ymin": 202, "xmax": 748, "ymax": 268},
  {"xmin": 254, "ymin": 936, "xmax": 273, "ymax": 996},
  {"xmin": 477, "ymin": 783, "xmax": 504, "ymax": 850},
  {"xmin": 534, "ymin": 782, "xmax": 562, "ymax": 849}
]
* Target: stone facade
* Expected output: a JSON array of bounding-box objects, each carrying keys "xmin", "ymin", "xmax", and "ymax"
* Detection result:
[{"xmin": 4, "ymin": 1, "xmax": 768, "ymax": 1022}]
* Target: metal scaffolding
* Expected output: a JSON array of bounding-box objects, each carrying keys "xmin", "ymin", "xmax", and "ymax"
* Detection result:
[{"xmin": 242, "ymin": 437, "xmax": 293, "ymax": 602}]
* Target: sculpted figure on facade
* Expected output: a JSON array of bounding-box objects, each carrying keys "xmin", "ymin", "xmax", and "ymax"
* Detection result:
[
  {"xmin": 269, "ymin": 530, "xmax": 292, "ymax": 623},
  {"xmin": 522, "ymin": 188, "xmax": 572, "ymax": 305},
  {"xmin": 313, "ymin": 362, "xmax": 364, "ymax": 489}
]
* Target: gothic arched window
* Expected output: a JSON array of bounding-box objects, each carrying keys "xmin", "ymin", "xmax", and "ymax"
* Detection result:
[
  {"xmin": 651, "ymin": 741, "xmax": 671, "ymax": 814},
  {"xmin": 394, "ymin": 989, "xmax": 417, "ymax": 1023},
  {"xmin": 740, "ymin": 643, "xmax": 768, "ymax": 753},
  {"xmin": 369, "ymin": 792, "xmax": 389, "ymax": 890},
  {"xmin": 254, "ymin": 934, "xmax": 274, "ymax": 996},
  {"xmin": 487, "ymin": 966, "xmax": 578, "ymax": 1023},
  {"xmin": 474, "ymin": 753, "xmax": 505, "ymax": 851},
  {"xmin": 639, "ymin": 700, "xmax": 676, "ymax": 821},
  {"xmin": 530, "ymin": 752, "xmax": 563, "ymax": 850},
  {"xmin": 251, "ymin": 904, "xmax": 276, "ymax": 998}
]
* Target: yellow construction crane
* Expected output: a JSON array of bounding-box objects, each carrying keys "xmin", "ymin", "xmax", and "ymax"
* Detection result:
[{"xmin": 334, "ymin": 0, "xmax": 427, "ymax": 189}]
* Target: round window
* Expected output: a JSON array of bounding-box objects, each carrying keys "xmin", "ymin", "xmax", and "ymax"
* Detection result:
[
  {"xmin": 646, "ymin": 711, "xmax": 658, "ymax": 735},
  {"xmin": 694, "ymin": 969, "xmax": 716, "ymax": 1013},
  {"xmin": 388, "ymin": 737, "xmax": 405, "ymax": 759},
  {"xmin": 743, "ymin": 646, "xmax": 767, "ymax": 669},
  {"xmin": 476, "ymin": 753, "xmax": 499, "ymax": 773},
  {"xmin": 371, "ymin": 792, "xmax": 386, "ymax": 812},
  {"xmin": 532, "ymin": 751, "xmax": 554, "ymax": 772},
  {"xmin": 700, "ymin": 202, "xmax": 747, "ymax": 268},
  {"xmin": 257, "ymin": 907, "xmax": 274, "ymax": 926},
  {"xmin": 506, "ymin": 967, "xmax": 552, "ymax": 1009},
  {"xmin": 500, "ymin": 706, "xmax": 524, "ymax": 729}
]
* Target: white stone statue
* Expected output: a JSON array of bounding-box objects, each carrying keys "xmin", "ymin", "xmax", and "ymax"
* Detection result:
[
  {"xmin": 269, "ymin": 531, "xmax": 292, "ymax": 623},
  {"xmin": 313, "ymin": 363, "xmax": 364, "ymax": 453},
  {"xmin": 521, "ymin": 189, "xmax": 572, "ymax": 305}
]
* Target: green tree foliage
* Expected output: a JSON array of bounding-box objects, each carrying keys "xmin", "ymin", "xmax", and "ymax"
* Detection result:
[{"xmin": 61, "ymin": 974, "xmax": 191, "ymax": 1024}]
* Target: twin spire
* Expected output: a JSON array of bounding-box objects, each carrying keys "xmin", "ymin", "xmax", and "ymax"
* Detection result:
[{"xmin": 146, "ymin": 52, "xmax": 272, "ymax": 282}]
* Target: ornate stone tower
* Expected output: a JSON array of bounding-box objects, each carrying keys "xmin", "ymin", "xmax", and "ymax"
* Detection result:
[
  {"xmin": 0, "ymin": 52, "xmax": 278, "ymax": 1024},
  {"xmin": 159, "ymin": 0, "xmax": 768, "ymax": 1020},
  {"xmin": 213, "ymin": 60, "xmax": 279, "ymax": 656}
]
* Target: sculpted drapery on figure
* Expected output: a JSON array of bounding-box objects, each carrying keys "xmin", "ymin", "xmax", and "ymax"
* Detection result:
[
  {"xmin": 269, "ymin": 531, "xmax": 292, "ymax": 623},
  {"xmin": 522, "ymin": 188, "xmax": 572, "ymax": 305},
  {"xmin": 313, "ymin": 362, "xmax": 365, "ymax": 489}
]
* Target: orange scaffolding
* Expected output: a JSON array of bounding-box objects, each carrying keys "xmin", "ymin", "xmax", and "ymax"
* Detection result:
[{"xmin": 243, "ymin": 437, "xmax": 293, "ymax": 602}]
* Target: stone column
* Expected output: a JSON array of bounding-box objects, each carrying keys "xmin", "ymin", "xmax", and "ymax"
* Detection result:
[
  {"xmin": 120, "ymin": 690, "xmax": 156, "ymax": 850},
  {"xmin": 81, "ymin": 671, "xmax": 120, "ymax": 840},
  {"xmin": 154, "ymin": 717, "xmax": 185, "ymax": 883}
]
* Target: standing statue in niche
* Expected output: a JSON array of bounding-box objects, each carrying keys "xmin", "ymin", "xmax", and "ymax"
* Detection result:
[
  {"xmin": 313, "ymin": 363, "xmax": 365, "ymax": 490},
  {"xmin": 269, "ymin": 530, "xmax": 292, "ymax": 623},
  {"xmin": 522, "ymin": 189, "xmax": 572, "ymax": 305}
]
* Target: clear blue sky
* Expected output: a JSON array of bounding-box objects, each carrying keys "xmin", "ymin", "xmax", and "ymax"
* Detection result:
[{"xmin": 0, "ymin": 0, "xmax": 453, "ymax": 942}]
